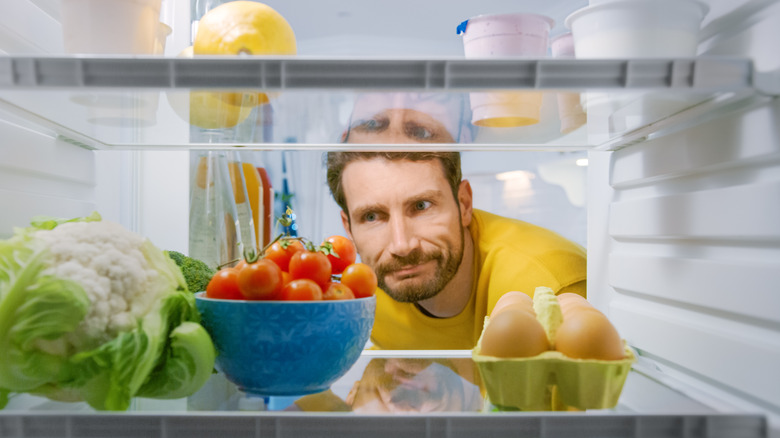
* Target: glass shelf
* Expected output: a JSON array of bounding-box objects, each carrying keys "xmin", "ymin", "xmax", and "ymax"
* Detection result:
[
  {"xmin": 0, "ymin": 55, "xmax": 759, "ymax": 150},
  {"xmin": 0, "ymin": 350, "xmax": 765, "ymax": 438}
]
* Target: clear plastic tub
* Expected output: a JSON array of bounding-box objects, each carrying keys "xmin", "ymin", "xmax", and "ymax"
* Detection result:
[{"xmin": 61, "ymin": 0, "xmax": 163, "ymax": 54}]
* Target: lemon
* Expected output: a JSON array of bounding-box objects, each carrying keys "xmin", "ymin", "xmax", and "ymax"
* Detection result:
[
  {"xmin": 166, "ymin": 46, "xmax": 254, "ymax": 129},
  {"xmin": 194, "ymin": 1, "xmax": 297, "ymax": 105}
]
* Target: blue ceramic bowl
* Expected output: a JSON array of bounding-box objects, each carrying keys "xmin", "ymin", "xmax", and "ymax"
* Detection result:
[{"xmin": 194, "ymin": 292, "xmax": 376, "ymax": 396}]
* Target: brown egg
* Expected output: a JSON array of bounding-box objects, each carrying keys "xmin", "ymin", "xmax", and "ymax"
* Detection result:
[
  {"xmin": 557, "ymin": 293, "xmax": 592, "ymax": 317},
  {"xmin": 555, "ymin": 308, "xmax": 625, "ymax": 360},
  {"xmin": 480, "ymin": 308, "xmax": 550, "ymax": 358},
  {"xmin": 490, "ymin": 291, "xmax": 534, "ymax": 317}
]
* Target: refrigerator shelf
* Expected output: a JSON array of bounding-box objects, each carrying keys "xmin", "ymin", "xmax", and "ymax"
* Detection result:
[
  {"xmin": 0, "ymin": 412, "xmax": 767, "ymax": 438},
  {"xmin": 0, "ymin": 350, "xmax": 768, "ymax": 438},
  {"xmin": 0, "ymin": 55, "xmax": 762, "ymax": 150}
]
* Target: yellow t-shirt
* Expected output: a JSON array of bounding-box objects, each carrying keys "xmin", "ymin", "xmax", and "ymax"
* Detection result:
[{"xmin": 370, "ymin": 209, "xmax": 587, "ymax": 350}]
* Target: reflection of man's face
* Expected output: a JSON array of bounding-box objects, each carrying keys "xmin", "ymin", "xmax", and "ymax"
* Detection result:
[
  {"xmin": 340, "ymin": 158, "xmax": 468, "ymax": 303},
  {"xmin": 345, "ymin": 109, "xmax": 456, "ymax": 144},
  {"xmin": 347, "ymin": 359, "xmax": 480, "ymax": 413}
]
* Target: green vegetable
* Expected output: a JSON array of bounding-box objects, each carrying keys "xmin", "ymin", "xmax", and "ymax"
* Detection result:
[
  {"xmin": 167, "ymin": 250, "xmax": 215, "ymax": 293},
  {"xmin": 0, "ymin": 213, "xmax": 216, "ymax": 410}
]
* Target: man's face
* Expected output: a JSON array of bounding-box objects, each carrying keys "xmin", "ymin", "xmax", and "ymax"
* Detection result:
[
  {"xmin": 344, "ymin": 108, "xmax": 455, "ymax": 144},
  {"xmin": 340, "ymin": 158, "xmax": 470, "ymax": 302}
]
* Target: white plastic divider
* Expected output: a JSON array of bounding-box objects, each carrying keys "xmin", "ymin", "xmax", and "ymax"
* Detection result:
[{"xmin": 0, "ymin": 56, "xmax": 757, "ymax": 93}]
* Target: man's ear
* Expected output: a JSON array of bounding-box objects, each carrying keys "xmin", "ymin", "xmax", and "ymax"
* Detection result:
[
  {"xmin": 341, "ymin": 210, "xmax": 353, "ymax": 240},
  {"xmin": 458, "ymin": 179, "xmax": 473, "ymax": 227}
]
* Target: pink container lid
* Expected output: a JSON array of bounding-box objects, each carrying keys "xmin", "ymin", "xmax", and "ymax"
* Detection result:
[{"xmin": 458, "ymin": 13, "xmax": 555, "ymax": 57}]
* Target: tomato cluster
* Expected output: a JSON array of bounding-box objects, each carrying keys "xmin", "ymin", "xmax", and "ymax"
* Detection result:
[{"xmin": 205, "ymin": 235, "xmax": 377, "ymax": 301}]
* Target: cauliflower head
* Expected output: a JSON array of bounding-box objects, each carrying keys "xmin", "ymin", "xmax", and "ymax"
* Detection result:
[{"xmin": 0, "ymin": 214, "xmax": 216, "ymax": 410}]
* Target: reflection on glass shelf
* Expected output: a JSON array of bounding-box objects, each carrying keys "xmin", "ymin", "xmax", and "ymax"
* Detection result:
[
  {"xmin": 2, "ymin": 351, "xmax": 721, "ymax": 415},
  {"xmin": 0, "ymin": 88, "xmax": 740, "ymax": 150}
]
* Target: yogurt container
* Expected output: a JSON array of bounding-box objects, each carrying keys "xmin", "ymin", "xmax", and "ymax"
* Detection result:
[{"xmin": 458, "ymin": 13, "xmax": 554, "ymax": 128}]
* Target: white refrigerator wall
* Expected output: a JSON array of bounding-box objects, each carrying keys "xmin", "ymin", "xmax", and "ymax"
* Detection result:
[{"xmin": 588, "ymin": 1, "xmax": 780, "ymax": 432}]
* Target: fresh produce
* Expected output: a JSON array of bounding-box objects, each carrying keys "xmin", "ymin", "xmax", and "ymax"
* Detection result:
[
  {"xmin": 323, "ymin": 235, "xmax": 357, "ymax": 274},
  {"xmin": 0, "ymin": 213, "xmax": 216, "ymax": 410},
  {"xmin": 194, "ymin": 1, "xmax": 297, "ymax": 57},
  {"xmin": 280, "ymin": 279, "xmax": 323, "ymax": 301},
  {"xmin": 340, "ymin": 263, "xmax": 378, "ymax": 299},
  {"xmin": 237, "ymin": 258, "xmax": 283, "ymax": 300},
  {"xmin": 167, "ymin": 250, "xmax": 215, "ymax": 293},
  {"xmin": 264, "ymin": 238, "xmax": 306, "ymax": 272},
  {"xmin": 193, "ymin": 1, "xmax": 297, "ymax": 105},
  {"xmin": 289, "ymin": 250, "xmax": 332, "ymax": 290},
  {"xmin": 166, "ymin": 46, "xmax": 256, "ymax": 130},
  {"xmin": 205, "ymin": 209, "xmax": 375, "ymax": 301},
  {"xmin": 205, "ymin": 267, "xmax": 243, "ymax": 300}
]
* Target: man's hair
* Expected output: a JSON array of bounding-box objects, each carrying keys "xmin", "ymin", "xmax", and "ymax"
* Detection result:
[{"xmin": 325, "ymin": 152, "xmax": 462, "ymax": 215}]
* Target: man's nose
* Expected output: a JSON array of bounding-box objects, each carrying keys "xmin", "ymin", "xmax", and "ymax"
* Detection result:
[{"xmin": 387, "ymin": 215, "xmax": 418, "ymax": 257}]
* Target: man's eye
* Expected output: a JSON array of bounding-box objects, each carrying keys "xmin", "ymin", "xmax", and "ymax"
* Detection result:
[
  {"xmin": 407, "ymin": 125, "xmax": 434, "ymax": 140},
  {"xmin": 414, "ymin": 201, "xmax": 431, "ymax": 211},
  {"xmin": 353, "ymin": 118, "xmax": 388, "ymax": 132},
  {"xmin": 363, "ymin": 212, "xmax": 378, "ymax": 222}
]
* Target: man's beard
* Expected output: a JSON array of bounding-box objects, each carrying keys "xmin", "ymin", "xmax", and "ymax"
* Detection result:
[{"xmin": 374, "ymin": 231, "xmax": 464, "ymax": 303}]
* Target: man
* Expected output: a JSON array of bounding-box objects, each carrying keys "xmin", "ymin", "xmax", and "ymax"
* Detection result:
[{"xmin": 325, "ymin": 94, "xmax": 586, "ymax": 350}]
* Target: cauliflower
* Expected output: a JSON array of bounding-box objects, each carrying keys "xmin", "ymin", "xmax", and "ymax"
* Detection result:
[
  {"xmin": 36, "ymin": 221, "xmax": 177, "ymax": 350},
  {"xmin": 0, "ymin": 214, "xmax": 216, "ymax": 410}
]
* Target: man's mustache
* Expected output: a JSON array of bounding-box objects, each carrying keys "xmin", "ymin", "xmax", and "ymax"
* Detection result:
[{"xmin": 376, "ymin": 250, "xmax": 441, "ymax": 274}]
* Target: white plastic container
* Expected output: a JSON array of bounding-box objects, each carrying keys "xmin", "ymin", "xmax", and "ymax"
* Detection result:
[
  {"xmin": 459, "ymin": 13, "xmax": 554, "ymax": 128},
  {"xmin": 61, "ymin": 0, "xmax": 163, "ymax": 54},
  {"xmin": 565, "ymin": 0, "xmax": 709, "ymax": 59},
  {"xmin": 566, "ymin": 0, "xmax": 708, "ymax": 142}
]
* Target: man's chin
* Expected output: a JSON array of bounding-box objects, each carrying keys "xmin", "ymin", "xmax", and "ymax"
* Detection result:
[{"xmin": 380, "ymin": 278, "xmax": 441, "ymax": 303}]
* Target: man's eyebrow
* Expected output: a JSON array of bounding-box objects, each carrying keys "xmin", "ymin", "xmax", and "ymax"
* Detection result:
[
  {"xmin": 406, "ymin": 189, "xmax": 447, "ymax": 204},
  {"xmin": 350, "ymin": 202, "xmax": 386, "ymax": 220}
]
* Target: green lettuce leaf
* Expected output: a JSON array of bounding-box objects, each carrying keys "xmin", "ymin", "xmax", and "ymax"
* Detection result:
[
  {"xmin": 0, "ymin": 214, "xmax": 216, "ymax": 411},
  {"xmin": 0, "ymin": 241, "xmax": 89, "ymax": 392}
]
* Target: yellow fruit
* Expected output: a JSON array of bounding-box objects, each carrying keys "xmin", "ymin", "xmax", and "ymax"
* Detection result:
[
  {"xmin": 479, "ymin": 308, "xmax": 550, "ymax": 358},
  {"xmin": 194, "ymin": 1, "xmax": 297, "ymax": 105},
  {"xmin": 555, "ymin": 308, "xmax": 625, "ymax": 361},
  {"xmin": 166, "ymin": 46, "xmax": 254, "ymax": 129}
]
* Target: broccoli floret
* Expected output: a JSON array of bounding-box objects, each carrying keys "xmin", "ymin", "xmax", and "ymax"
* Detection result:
[{"xmin": 167, "ymin": 250, "xmax": 215, "ymax": 293}]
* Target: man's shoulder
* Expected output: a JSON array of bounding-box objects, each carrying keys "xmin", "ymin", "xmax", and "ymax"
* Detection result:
[{"xmin": 471, "ymin": 209, "xmax": 581, "ymax": 252}]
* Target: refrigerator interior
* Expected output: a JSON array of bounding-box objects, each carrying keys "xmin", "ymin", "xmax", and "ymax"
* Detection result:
[{"xmin": 1, "ymin": 0, "xmax": 779, "ymax": 436}]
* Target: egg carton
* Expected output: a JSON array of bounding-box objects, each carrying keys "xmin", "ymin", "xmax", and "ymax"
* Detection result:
[{"xmin": 471, "ymin": 290, "xmax": 635, "ymax": 411}]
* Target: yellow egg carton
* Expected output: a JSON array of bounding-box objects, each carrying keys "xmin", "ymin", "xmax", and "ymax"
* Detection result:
[{"xmin": 471, "ymin": 287, "xmax": 635, "ymax": 411}]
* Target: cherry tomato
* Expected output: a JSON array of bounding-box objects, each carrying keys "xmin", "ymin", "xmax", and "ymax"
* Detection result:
[
  {"xmin": 281, "ymin": 270, "xmax": 293, "ymax": 287},
  {"xmin": 340, "ymin": 263, "xmax": 377, "ymax": 299},
  {"xmin": 264, "ymin": 239, "xmax": 305, "ymax": 271},
  {"xmin": 206, "ymin": 268, "xmax": 244, "ymax": 300},
  {"xmin": 289, "ymin": 250, "xmax": 332, "ymax": 290},
  {"xmin": 323, "ymin": 235, "xmax": 357, "ymax": 275},
  {"xmin": 233, "ymin": 259, "xmax": 248, "ymax": 271},
  {"xmin": 280, "ymin": 279, "xmax": 323, "ymax": 301},
  {"xmin": 323, "ymin": 282, "xmax": 355, "ymax": 300},
  {"xmin": 237, "ymin": 259, "xmax": 284, "ymax": 300}
]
